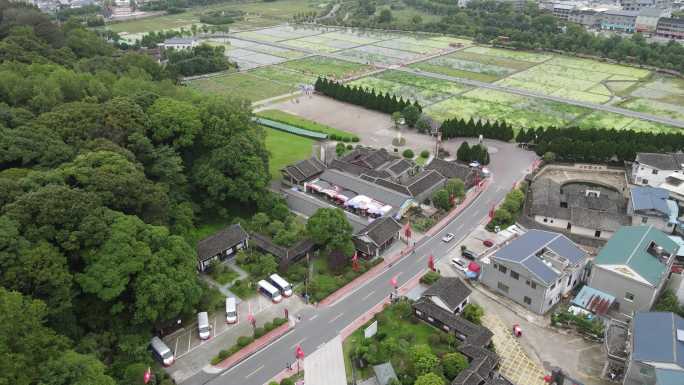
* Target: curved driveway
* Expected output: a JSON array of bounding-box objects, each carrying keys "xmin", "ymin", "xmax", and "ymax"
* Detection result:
[{"xmin": 182, "ymin": 141, "xmax": 538, "ymax": 385}]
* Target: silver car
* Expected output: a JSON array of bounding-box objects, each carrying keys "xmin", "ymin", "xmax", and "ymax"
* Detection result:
[
  {"xmin": 442, "ymin": 232, "xmax": 456, "ymax": 242},
  {"xmin": 451, "ymin": 258, "xmax": 468, "ymax": 274}
]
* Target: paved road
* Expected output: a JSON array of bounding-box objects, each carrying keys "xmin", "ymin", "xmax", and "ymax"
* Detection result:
[
  {"xmin": 180, "ymin": 141, "xmax": 538, "ymax": 385},
  {"xmin": 397, "ymin": 67, "xmax": 684, "ymax": 129}
]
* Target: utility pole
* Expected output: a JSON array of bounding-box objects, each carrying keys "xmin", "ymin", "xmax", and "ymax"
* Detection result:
[{"xmin": 434, "ymin": 128, "xmax": 441, "ymax": 159}]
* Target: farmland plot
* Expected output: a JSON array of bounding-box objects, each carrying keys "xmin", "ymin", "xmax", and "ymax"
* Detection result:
[
  {"xmin": 621, "ymin": 98, "xmax": 684, "ymax": 121},
  {"xmin": 425, "ymin": 56, "xmax": 518, "ymax": 78},
  {"xmin": 250, "ymin": 66, "xmax": 316, "ymax": 86},
  {"xmin": 281, "ymin": 56, "xmax": 371, "ymax": 78},
  {"xmin": 462, "ymin": 46, "xmax": 553, "ymax": 63},
  {"xmin": 448, "ymin": 51, "xmax": 535, "ymax": 71},
  {"xmin": 576, "ymin": 111, "xmax": 680, "ymax": 133},
  {"xmin": 348, "ymin": 76, "xmax": 451, "ymax": 105},
  {"xmin": 188, "ymin": 72, "xmax": 293, "ymax": 102},
  {"xmin": 376, "ymin": 71, "xmax": 470, "ymax": 95}
]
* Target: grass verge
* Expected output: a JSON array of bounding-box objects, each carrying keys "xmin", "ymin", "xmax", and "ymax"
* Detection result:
[{"xmin": 258, "ymin": 109, "xmax": 358, "ymax": 141}]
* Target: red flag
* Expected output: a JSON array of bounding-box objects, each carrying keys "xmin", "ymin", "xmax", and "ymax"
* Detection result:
[
  {"xmin": 352, "ymin": 251, "xmax": 360, "ymax": 271},
  {"xmin": 404, "ymin": 221, "xmax": 412, "ymax": 239},
  {"xmin": 295, "ymin": 344, "xmax": 305, "ymax": 359},
  {"xmin": 428, "ymin": 255, "xmax": 435, "ymax": 272},
  {"xmin": 143, "ymin": 367, "xmax": 152, "ymax": 384},
  {"xmin": 390, "ymin": 275, "xmax": 398, "ymax": 288},
  {"xmin": 489, "ymin": 205, "xmax": 495, "ymax": 219}
]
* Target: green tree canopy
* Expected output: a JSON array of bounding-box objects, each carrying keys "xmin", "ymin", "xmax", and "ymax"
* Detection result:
[
  {"xmin": 445, "ymin": 178, "xmax": 465, "ymax": 201},
  {"xmin": 414, "ymin": 372, "xmax": 445, "ymax": 385},
  {"xmin": 306, "ymin": 208, "xmax": 354, "ymax": 254},
  {"xmin": 432, "ymin": 189, "xmax": 451, "ymax": 211},
  {"xmin": 442, "ymin": 352, "xmax": 468, "ymax": 380},
  {"xmin": 463, "ymin": 303, "xmax": 484, "ymax": 325}
]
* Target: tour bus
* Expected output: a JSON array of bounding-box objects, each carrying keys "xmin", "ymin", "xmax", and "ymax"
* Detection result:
[
  {"xmin": 269, "ymin": 273, "xmax": 293, "ymax": 297},
  {"xmin": 225, "ymin": 297, "xmax": 238, "ymax": 324},
  {"xmin": 258, "ymin": 280, "xmax": 282, "ymax": 303},
  {"xmin": 197, "ymin": 312, "xmax": 211, "ymax": 340},
  {"xmin": 150, "ymin": 336, "xmax": 174, "ymax": 366}
]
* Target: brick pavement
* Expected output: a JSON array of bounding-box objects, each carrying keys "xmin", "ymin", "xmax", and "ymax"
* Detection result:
[{"xmin": 482, "ymin": 314, "xmax": 547, "ymax": 385}]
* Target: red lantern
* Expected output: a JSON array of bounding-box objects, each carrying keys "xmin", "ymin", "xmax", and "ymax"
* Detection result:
[
  {"xmin": 143, "ymin": 367, "xmax": 152, "ymax": 384},
  {"xmin": 404, "ymin": 221, "xmax": 412, "ymax": 239},
  {"xmin": 390, "ymin": 275, "xmax": 398, "ymax": 288},
  {"xmin": 295, "ymin": 344, "xmax": 305, "ymax": 359},
  {"xmin": 352, "ymin": 252, "xmax": 360, "ymax": 272},
  {"xmin": 428, "ymin": 255, "xmax": 435, "ymax": 272}
]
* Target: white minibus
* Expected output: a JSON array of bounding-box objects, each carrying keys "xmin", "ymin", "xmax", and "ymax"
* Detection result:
[
  {"xmin": 269, "ymin": 273, "xmax": 293, "ymax": 297},
  {"xmin": 150, "ymin": 336, "xmax": 174, "ymax": 366},
  {"xmin": 258, "ymin": 280, "xmax": 282, "ymax": 303}
]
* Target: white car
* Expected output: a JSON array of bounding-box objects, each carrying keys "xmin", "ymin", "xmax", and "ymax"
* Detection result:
[
  {"xmin": 451, "ymin": 258, "xmax": 468, "ymax": 274},
  {"xmin": 442, "ymin": 233, "xmax": 456, "ymax": 243}
]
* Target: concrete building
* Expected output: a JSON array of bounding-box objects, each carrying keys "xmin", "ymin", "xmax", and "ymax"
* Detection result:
[
  {"xmin": 631, "ymin": 152, "xmax": 684, "ymax": 187},
  {"xmin": 656, "ymin": 16, "xmax": 684, "ymax": 40},
  {"xmin": 589, "ymin": 225, "xmax": 678, "ymax": 317},
  {"xmin": 635, "ymin": 7, "xmax": 669, "ymax": 32},
  {"xmin": 623, "ymin": 312, "xmax": 684, "ymax": 385},
  {"xmin": 162, "ymin": 37, "xmax": 199, "ymax": 50},
  {"xmin": 660, "ymin": 172, "xmax": 684, "ymax": 204},
  {"xmin": 621, "ymin": 0, "xmax": 673, "ymax": 12},
  {"xmin": 601, "ymin": 9, "xmax": 639, "ymax": 32},
  {"xmin": 628, "ymin": 186, "xmax": 678, "ymax": 233},
  {"xmin": 480, "ymin": 230, "xmax": 589, "ymax": 314},
  {"xmin": 569, "ymin": 9, "xmax": 603, "ymax": 27}
]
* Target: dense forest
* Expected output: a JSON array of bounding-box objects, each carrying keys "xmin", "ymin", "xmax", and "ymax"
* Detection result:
[
  {"xmin": 0, "ymin": 1, "xmax": 271, "ymax": 384},
  {"xmin": 326, "ymin": 0, "xmax": 684, "ymax": 73}
]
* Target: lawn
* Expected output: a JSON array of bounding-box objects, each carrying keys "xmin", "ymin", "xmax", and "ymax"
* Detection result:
[
  {"xmin": 188, "ymin": 72, "xmax": 292, "ymax": 102},
  {"xmin": 343, "ymin": 300, "xmax": 461, "ymax": 383},
  {"xmin": 281, "ymin": 56, "xmax": 372, "ymax": 78},
  {"xmin": 264, "ymin": 127, "xmax": 315, "ymax": 179},
  {"xmin": 209, "ymin": 265, "xmax": 240, "ymax": 285},
  {"xmin": 257, "ymin": 109, "xmax": 358, "ymax": 140}
]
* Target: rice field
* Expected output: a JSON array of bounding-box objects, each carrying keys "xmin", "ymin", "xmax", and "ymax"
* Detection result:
[{"xmin": 280, "ymin": 56, "xmax": 372, "ymax": 78}]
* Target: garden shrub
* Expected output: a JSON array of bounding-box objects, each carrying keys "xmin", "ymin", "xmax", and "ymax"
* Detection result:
[
  {"xmin": 420, "ymin": 271, "xmax": 440, "ymax": 285},
  {"xmin": 420, "ymin": 150, "xmax": 429, "ymax": 158},
  {"xmin": 402, "ymin": 149, "xmax": 414, "ymax": 159},
  {"xmin": 342, "ymin": 136, "xmax": 351, "ymax": 142},
  {"xmin": 352, "ymin": 136, "xmax": 360, "ymax": 142},
  {"xmin": 280, "ymin": 378, "xmax": 295, "ymax": 385},
  {"xmin": 253, "ymin": 327, "xmax": 265, "ymax": 338},
  {"xmin": 263, "ymin": 321, "xmax": 274, "ymax": 332},
  {"xmin": 237, "ymin": 336, "xmax": 253, "ymax": 347},
  {"xmin": 210, "ymin": 356, "xmax": 222, "ymax": 365}
]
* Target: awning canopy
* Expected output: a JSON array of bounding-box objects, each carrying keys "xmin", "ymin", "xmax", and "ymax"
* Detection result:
[{"xmin": 468, "ymin": 261, "xmax": 481, "ymax": 273}]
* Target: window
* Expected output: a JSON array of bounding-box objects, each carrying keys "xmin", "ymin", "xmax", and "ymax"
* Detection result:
[
  {"xmin": 511, "ymin": 270, "xmax": 519, "ymax": 280},
  {"xmin": 498, "ymin": 265, "xmax": 508, "ymax": 274},
  {"xmin": 524, "ymin": 296, "xmax": 532, "ymax": 305},
  {"xmin": 594, "ymin": 230, "xmax": 602, "ymax": 238},
  {"xmin": 550, "ymin": 283, "xmax": 556, "ymax": 290},
  {"xmin": 531, "ymin": 281, "xmax": 537, "ymax": 289},
  {"xmin": 543, "ymin": 218, "xmax": 548, "ymax": 223},
  {"xmin": 641, "ymin": 216, "xmax": 648, "ymax": 224},
  {"xmin": 560, "ymin": 202, "xmax": 568, "ymax": 208},
  {"xmin": 493, "ymin": 263, "xmax": 498, "ymax": 269},
  {"xmin": 642, "ymin": 179, "xmax": 648, "ymax": 185},
  {"xmin": 625, "ymin": 292, "xmax": 635, "ymax": 302},
  {"xmin": 566, "ymin": 222, "xmax": 572, "ymax": 230},
  {"xmin": 497, "ymin": 282, "xmax": 509, "ymax": 293},
  {"xmin": 652, "ymin": 169, "xmax": 659, "ymax": 175},
  {"xmin": 639, "ymin": 366, "xmax": 652, "ymax": 377}
]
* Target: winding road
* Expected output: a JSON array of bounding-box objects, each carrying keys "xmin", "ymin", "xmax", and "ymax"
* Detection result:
[{"xmin": 181, "ymin": 141, "xmax": 538, "ymax": 385}]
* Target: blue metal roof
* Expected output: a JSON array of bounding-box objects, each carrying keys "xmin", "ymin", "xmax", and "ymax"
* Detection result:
[
  {"xmin": 632, "ymin": 312, "xmax": 684, "ymax": 368},
  {"xmin": 655, "ymin": 368, "xmax": 684, "ymax": 385},
  {"xmin": 571, "ymin": 286, "xmax": 615, "ymax": 314},
  {"xmin": 494, "ymin": 230, "xmax": 587, "ymax": 285},
  {"xmin": 630, "ymin": 186, "xmax": 671, "ymax": 216}
]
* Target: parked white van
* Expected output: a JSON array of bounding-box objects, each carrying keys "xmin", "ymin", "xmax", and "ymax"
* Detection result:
[
  {"xmin": 225, "ymin": 297, "xmax": 237, "ymax": 324},
  {"xmin": 269, "ymin": 273, "xmax": 293, "ymax": 297},
  {"xmin": 197, "ymin": 312, "xmax": 211, "ymax": 340},
  {"xmin": 258, "ymin": 280, "xmax": 282, "ymax": 303},
  {"xmin": 150, "ymin": 336, "xmax": 174, "ymax": 366}
]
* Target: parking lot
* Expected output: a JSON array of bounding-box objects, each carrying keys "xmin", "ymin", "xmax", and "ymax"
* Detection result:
[
  {"xmin": 166, "ymin": 294, "xmax": 298, "ymax": 359},
  {"xmin": 163, "ymin": 294, "xmax": 308, "ymax": 383}
]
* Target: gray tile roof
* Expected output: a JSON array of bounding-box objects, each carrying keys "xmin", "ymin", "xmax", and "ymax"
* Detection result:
[
  {"xmin": 425, "ymin": 158, "xmax": 476, "ymax": 186},
  {"xmin": 197, "ymin": 224, "xmax": 248, "ymax": 261},
  {"xmin": 387, "ymin": 159, "xmax": 413, "ymax": 176},
  {"xmin": 630, "ymin": 186, "xmax": 671, "ymax": 217},
  {"xmin": 249, "ymin": 232, "xmax": 315, "ymax": 263},
  {"xmin": 372, "ymin": 363, "xmax": 398, "ymax": 385},
  {"xmin": 424, "ymin": 277, "xmax": 472, "ymax": 312},
  {"xmin": 530, "ymin": 179, "xmax": 629, "ymax": 231},
  {"xmin": 283, "ymin": 158, "xmax": 326, "ymax": 183},
  {"xmin": 320, "ymin": 169, "xmax": 411, "ymax": 208},
  {"xmin": 493, "ymin": 230, "xmax": 587, "ymax": 285},
  {"xmin": 632, "ymin": 312, "xmax": 684, "ymax": 368},
  {"xmin": 635, "ymin": 152, "xmax": 684, "ymax": 171},
  {"xmin": 353, "ymin": 216, "xmax": 401, "ymax": 247}
]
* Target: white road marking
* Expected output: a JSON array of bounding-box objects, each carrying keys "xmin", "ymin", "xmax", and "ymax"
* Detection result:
[
  {"xmin": 291, "ymin": 337, "xmax": 307, "ymax": 349},
  {"xmin": 245, "ymin": 365, "xmax": 264, "ymax": 379},
  {"xmin": 308, "ymin": 314, "xmax": 319, "ymax": 321},
  {"xmin": 328, "ymin": 313, "xmax": 344, "ymax": 323},
  {"xmin": 361, "ymin": 290, "xmax": 375, "ymax": 301},
  {"xmin": 174, "ymin": 335, "xmax": 179, "ymax": 355}
]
